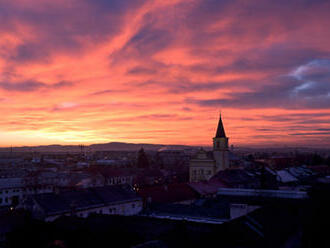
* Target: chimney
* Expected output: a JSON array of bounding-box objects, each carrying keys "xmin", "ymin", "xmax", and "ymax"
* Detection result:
[{"xmin": 70, "ymin": 201, "xmax": 77, "ymax": 216}]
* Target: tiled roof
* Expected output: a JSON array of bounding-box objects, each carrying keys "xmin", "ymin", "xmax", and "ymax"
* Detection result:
[
  {"xmin": 210, "ymin": 168, "xmax": 278, "ymax": 189},
  {"xmin": 212, "ymin": 169, "xmax": 256, "ymax": 186},
  {"xmin": 276, "ymin": 170, "xmax": 298, "ymax": 183},
  {"xmin": 189, "ymin": 181, "xmax": 227, "ymax": 196},
  {"xmin": 138, "ymin": 183, "xmax": 197, "ymax": 203},
  {"xmin": 147, "ymin": 198, "xmax": 230, "ymax": 220}
]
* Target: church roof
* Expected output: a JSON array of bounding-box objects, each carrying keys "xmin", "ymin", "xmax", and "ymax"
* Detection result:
[{"xmin": 215, "ymin": 114, "xmax": 226, "ymax": 138}]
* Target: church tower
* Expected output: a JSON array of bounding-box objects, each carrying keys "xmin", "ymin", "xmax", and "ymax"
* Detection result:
[
  {"xmin": 213, "ymin": 114, "xmax": 230, "ymax": 171},
  {"xmin": 189, "ymin": 113, "xmax": 231, "ymax": 182}
]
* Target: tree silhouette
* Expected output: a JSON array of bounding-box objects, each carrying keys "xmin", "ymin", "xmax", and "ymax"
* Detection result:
[{"xmin": 137, "ymin": 148, "xmax": 149, "ymax": 169}]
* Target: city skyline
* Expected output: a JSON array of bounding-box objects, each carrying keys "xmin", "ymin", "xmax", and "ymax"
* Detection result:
[{"xmin": 0, "ymin": 0, "xmax": 330, "ymax": 147}]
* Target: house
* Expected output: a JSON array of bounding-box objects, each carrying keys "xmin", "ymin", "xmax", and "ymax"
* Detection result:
[
  {"xmin": 188, "ymin": 167, "xmax": 278, "ymax": 198},
  {"xmin": 0, "ymin": 177, "xmax": 53, "ymax": 207},
  {"xmin": 101, "ymin": 168, "xmax": 134, "ymax": 186},
  {"xmin": 26, "ymin": 184, "xmax": 142, "ymax": 221},
  {"xmin": 0, "ymin": 178, "xmax": 25, "ymax": 207},
  {"xmin": 87, "ymin": 167, "xmax": 135, "ymax": 186},
  {"xmin": 134, "ymin": 169, "xmax": 165, "ymax": 187}
]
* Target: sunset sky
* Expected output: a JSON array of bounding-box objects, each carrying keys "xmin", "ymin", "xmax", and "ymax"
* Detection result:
[{"xmin": 0, "ymin": 0, "xmax": 330, "ymax": 147}]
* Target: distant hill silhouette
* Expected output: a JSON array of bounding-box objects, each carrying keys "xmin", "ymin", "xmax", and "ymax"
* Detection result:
[{"xmin": 0, "ymin": 142, "xmax": 195, "ymax": 153}]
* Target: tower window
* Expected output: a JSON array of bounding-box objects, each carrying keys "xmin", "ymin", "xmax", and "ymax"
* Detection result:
[{"xmin": 216, "ymin": 142, "xmax": 220, "ymax": 148}]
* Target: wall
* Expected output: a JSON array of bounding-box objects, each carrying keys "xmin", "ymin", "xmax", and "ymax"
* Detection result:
[
  {"xmin": 0, "ymin": 182, "xmax": 53, "ymax": 207},
  {"xmin": 44, "ymin": 200, "xmax": 143, "ymax": 222},
  {"xmin": 189, "ymin": 159, "xmax": 215, "ymax": 182},
  {"xmin": 230, "ymin": 204, "xmax": 260, "ymax": 219}
]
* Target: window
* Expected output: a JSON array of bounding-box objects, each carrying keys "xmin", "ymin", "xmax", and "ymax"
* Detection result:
[
  {"xmin": 216, "ymin": 141, "xmax": 220, "ymax": 148},
  {"xmin": 132, "ymin": 204, "xmax": 135, "ymax": 208},
  {"xmin": 109, "ymin": 208, "xmax": 116, "ymax": 213}
]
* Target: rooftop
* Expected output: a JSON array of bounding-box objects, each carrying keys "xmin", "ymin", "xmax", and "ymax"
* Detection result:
[{"xmin": 32, "ymin": 184, "xmax": 141, "ymax": 216}]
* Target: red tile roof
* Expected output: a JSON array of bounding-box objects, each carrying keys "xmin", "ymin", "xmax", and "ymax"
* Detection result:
[
  {"xmin": 138, "ymin": 183, "xmax": 197, "ymax": 203},
  {"xmin": 189, "ymin": 180, "xmax": 227, "ymax": 196}
]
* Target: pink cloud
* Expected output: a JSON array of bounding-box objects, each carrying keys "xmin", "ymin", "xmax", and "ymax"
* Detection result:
[{"xmin": 0, "ymin": 0, "xmax": 329, "ymax": 147}]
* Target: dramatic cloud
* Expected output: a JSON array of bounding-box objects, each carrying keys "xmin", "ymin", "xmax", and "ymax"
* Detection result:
[
  {"xmin": 189, "ymin": 59, "xmax": 330, "ymax": 109},
  {"xmin": 0, "ymin": 0, "xmax": 329, "ymax": 147},
  {"xmin": 0, "ymin": 80, "xmax": 73, "ymax": 92}
]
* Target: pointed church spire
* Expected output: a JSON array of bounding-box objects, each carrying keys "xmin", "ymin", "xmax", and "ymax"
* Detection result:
[{"xmin": 215, "ymin": 113, "xmax": 226, "ymax": 138}]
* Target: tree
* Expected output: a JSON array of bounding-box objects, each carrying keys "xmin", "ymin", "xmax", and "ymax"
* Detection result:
[
  {"xmin": 311, "ymin": 153, "xmax": 324, "ymax": 165},
  {"xmin": 137, "ymin": 148, "xmax": 149, "ymax": 169}
]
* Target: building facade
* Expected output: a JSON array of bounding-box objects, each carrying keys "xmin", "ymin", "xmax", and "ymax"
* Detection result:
[
  {"xmin": 189, "ymin": 115, "xmax": 230, "ymax": 182},
  {"xmin": 0, "ymin": 177, "xmax": 53, "ymax": 207}
]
